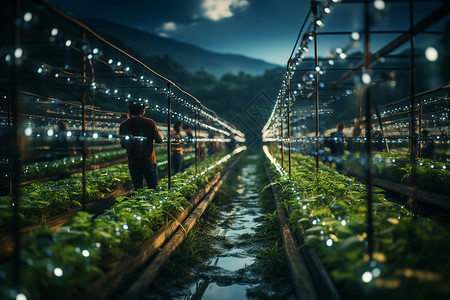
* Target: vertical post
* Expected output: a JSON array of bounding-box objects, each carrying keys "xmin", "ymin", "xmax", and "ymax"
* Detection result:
[
  {"xmin": 280, "ymin": 95, "xmax": 284, "ymax": 168},
  {"xmin": 287, "ymin": 78, "xmax": 292, "ymax": 179},
  {"xmin": 8, "ymin": 97, "xmax": 13, "ymax": 197},
  {"xmin": 11, "ymin": 0, "xmax": 21, "ymax": 288},
  {"xmin": 314, "ymin": 11, "xmax": 320, "ymax": 171},
  {"xmin": 418, "ymin": 102, "xmax": 423, "ymax": 157},
  {"xmin": 167, "ymin": 83, "xmax": 172, "ymax": 189},
  {"xmin": 364, "ymin": 0, "xmax": 373, "ymax": 262},
  {"xmin": 195, "ymin": 102, "xmax": 198, "ymax": 175},
  {"xmin": 81, "ymin": 31, "xmax": 87, "ymax": 211},
  {"xmin": 408, "ymin": 0, "xmax": 418, "ymax": 214}
]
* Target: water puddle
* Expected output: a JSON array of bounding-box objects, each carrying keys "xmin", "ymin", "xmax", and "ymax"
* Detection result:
[
  {"xmin": 146, "ymin": 154, "xmax": 294, "ymax": 299},
  {"xmin": 210, "ymin": 256, "xmax": 255, "ymax": 272}
]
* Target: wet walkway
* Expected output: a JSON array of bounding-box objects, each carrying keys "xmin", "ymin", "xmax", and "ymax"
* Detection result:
[{"xmin": 146, "ymin": 154, "xmax": 293, "ymax": 299}]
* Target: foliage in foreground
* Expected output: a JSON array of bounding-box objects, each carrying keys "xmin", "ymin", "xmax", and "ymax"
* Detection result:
[
  {"xmin": 0, "ymin": 151, "xmax": 238, "ymax": 300},
  {"xmin": 268, "ymin": 151, "xmax": 450, "ymax": 299}
]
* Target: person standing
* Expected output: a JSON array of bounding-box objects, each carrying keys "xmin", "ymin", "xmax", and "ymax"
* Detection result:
[
  {"xmin": 171, "ymin": 122, "xmax": 184, "ymax": 175},
  {"xmin": 119, "ymin": 101, "xmax": 163, "ymax": 190}
]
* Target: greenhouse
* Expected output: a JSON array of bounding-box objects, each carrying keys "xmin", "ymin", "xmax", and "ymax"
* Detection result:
[{"xmin": 1, "ymin": 0, "xmax": 449, "ymax": 299}]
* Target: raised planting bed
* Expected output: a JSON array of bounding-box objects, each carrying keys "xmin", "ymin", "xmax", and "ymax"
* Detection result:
[
  {"xmin": 0, "ymin": 149, "xmax": 128, "ymax": 188},
  {"xmin": 0, "ymin": 147, "xmax": 246, "ymax": 300},
  {"xmin": 264, "ymin": 147, "xmax": 450, "ymax": 299}
]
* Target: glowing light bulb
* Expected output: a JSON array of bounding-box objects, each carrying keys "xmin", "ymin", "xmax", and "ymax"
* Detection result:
[
  {"xmin": 23, "ymin": 12, "xmax": 32, "ymax": 22},
  {"xmin": 87, "ymin": 54, "xmax": 93, "ymax": 60},
  {"xmin": 65, "ymin": 40, "xmax": 72, "ymax": 47},
  {"xmin": 341, "ymin": 220, "xmax": 347, "ymax": 226},
  {"xmin": 328, "ymin": 59, "xmax": 334, "ymax": 66},
  {"xmin": 326, "ymin": 239, "xmax": 333, "ymax": 246},
  {"xmin": 316, "ymin": 20, "xmax": 323, "ymax": 27},
  {"xmin": 374, "ymin": 0, "xmax": 385, "ymax": 10},
  {"xmin": 93, "ymin": 48, "xmax": 99, "ymax": 54},
  {"xmin": 51, "ymin": 28, "xmax": 59, "ymax": 36},
  {"xmin": 339, "ymin": 53, "xmax": 347, "ymax": 59},
  {"xmin": 108, "ymin": 134, "xmax": 113, "ymax": 139},
  {"xmin": 362, "ymin": 73, "xmax": 371, "ymax": 84},
  {"xmin": 324, "ymin": 7, "xmax": 331, "ymax": 14},
  {"xmin": 117, "ymin": 61, "xmax": 122, "ymax": 66},
  {"xmin": 66, "ymin": 131, "xmax": 72, "ymax": 137},
  {"xmin": 24, "ymin": 127, "xmax": 32, "ymax": 136},
  {"xmin": 53, "ymin": 267, "xmax": 63, "ymax": 277},
  {"xmin": 16, "ymin": 293, "xmax": 27, "ymax": 300},
  {"xmin": 108, "ymin": 59, "xmax": 113, "ymax": 64},
  {"xmin": 351, "ymin": 32, "xmax": 360, "ymax": 41},
  {"xmin": 362, "ymin": 271, "xmax": 373, "ymax": 283},
  {"xmin": 82, "ymin": 250, "xmax": 90, "ymax": 257},
  {"xmin": 425, "ymin": 47, "xmax": 438, "ymax": 62},
  {"xmin": 14, "ymin": 48, "xmax": 23, "ymax": 59},
  {"xmin": 47, "ymin": 128, "xmax": 54, "ymax": 136},
  {"xmin": 92, "ymin": 133, "xmax": 99, "ymax": 139}
]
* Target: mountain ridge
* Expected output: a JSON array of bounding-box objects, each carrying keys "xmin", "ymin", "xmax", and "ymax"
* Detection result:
[{"xmin": 82, "ymin": 18, "xmax": 279, "ymax": 78}]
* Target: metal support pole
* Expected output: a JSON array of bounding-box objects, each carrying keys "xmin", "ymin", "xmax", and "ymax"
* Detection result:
[
  {"xmin": 364, "ymin": 0, "xmax": 373, "ymax": 262},
  {"xmin": 195, "ymin": 102, "xmax": 198, "ymax": 175},
  {"xmin": 8, "ymin": 97, "xmax": 12, "ymax": 197},
  {"xmin": 11, "ymin": 0, "xmax": 21, "ymax": 288},
  {"xmin": 287, "ymin": 79, "xmax": 291, "ymax": 179},
  {"xmin": 408, "ymin": 0, "xmax": 418, "ymax": 214},
  {"xmin": 313, "ymin": 10, "xmax": 320, "ymax": 171},
  {"xmin": 418, "ymin": 102, "xmax": 423, "ymax": 157},
  {"xmin": 281, "ymin": 99, "xmax": 284, "ymax": 168},
  {"xmin": 81, "ymin": 31, "xmax": 87, "ymax": 211},
  {"xmin": 167, "ymin": 83, "xmax": 172, "ymax": 189}
]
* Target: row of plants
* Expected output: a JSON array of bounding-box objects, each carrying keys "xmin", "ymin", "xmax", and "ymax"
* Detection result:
[
  {"xmin": 0, "ymin": 149, "xmax": 242, "ymax": 300},
  {"xmin": 0, "ymin": 151, "xmax": 198, "ymax": 235},
  {"xmin": 0, "ymin": 149, "xmax": 128, "ymax": 186},
  {"xmin": 0, "ymin": 163, "xmax": 132, "ymax": 235},
  {"xmin": 344, "ymin": 151, "xmax": 450, "ymax": 188},
  {"xmin": 267, "ymin": 149, "xmax": 450, "ymax": 298}
]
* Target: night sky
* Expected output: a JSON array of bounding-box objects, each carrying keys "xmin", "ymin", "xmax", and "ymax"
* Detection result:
[
  {"xmin": 49, "ymin": 0, "xmax": 447, "ymax": 66},
  {"xmin": 49, "ymin": 0, "xmax": 311, "ymax": 65}
]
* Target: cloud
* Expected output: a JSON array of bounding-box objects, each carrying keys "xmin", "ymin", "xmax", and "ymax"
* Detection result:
[
  {"xmin": 201, "ymin": 0, "xmax": 249, "ymax": 21},
  {"xmin": 161, "ymin": 21, "xmax": 177, "ymax": 31}
]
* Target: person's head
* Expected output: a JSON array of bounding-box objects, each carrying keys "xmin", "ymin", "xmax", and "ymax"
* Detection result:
[
  {"xmin": 337, "ymin": 123, "xmax": 345, "ymax": 131},
  {"xmin": 174, "ymin": 122, "xmax": 183, "ymax": 132},
  {"xmin": 128, "ymin": 101, "xmax": 145, "ymax": 117}
]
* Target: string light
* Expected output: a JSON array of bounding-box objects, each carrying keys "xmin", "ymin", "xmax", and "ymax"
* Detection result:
[
  {"xmin": 425, "ymin": 47, "xmax": 438, "ymax": 62},
  {"xmin": 14, "ymin": 48, "xmax": 23, "ymax": 59},
  {"xmin": 23, "ymin": 12, "xmax": 33, "ymax": 22},
  {"xmin": 374, "ymin": 0, "xmax": 386, "ymax": 10},
  {"xmin": 50, "ymin": 28, "xmax": 59, "ymax": 37}
]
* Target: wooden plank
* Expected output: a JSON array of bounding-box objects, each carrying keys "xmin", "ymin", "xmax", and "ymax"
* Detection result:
[
  {"xmin": 83, "ymin": 171, "xmax": 222, "ymax": 300},
  {"xmin": 373, "ymin": 177, "xmax": 450, "ymax": 211},
  {"xmin": 264, "ymin": 162, "xmax": 341, "ymax": 300},
  {"xmin": 266, "ymin": 168, "xmax": 319, "ymax": 300},
  {"xmin": 122, "ymin": 167, "xmax": 230, "ymax": 300}
]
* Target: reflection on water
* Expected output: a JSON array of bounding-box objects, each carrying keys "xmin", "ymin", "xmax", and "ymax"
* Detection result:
[
  {"xmin": 202, "ymin": 283, "xmax": 251, "ymax": 300},
  {"xmin": 211, "ymin": 256, "xmax": 255, "ymax": 272},
  {"xmin": 184, "ymin": 158, "xmax": 264, "ymax": 299}
]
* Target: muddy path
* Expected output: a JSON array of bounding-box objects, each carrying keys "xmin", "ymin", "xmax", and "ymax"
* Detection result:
[{"xmin": 145, "ymin": 153, "xmax": 294, "ymax": 299}]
